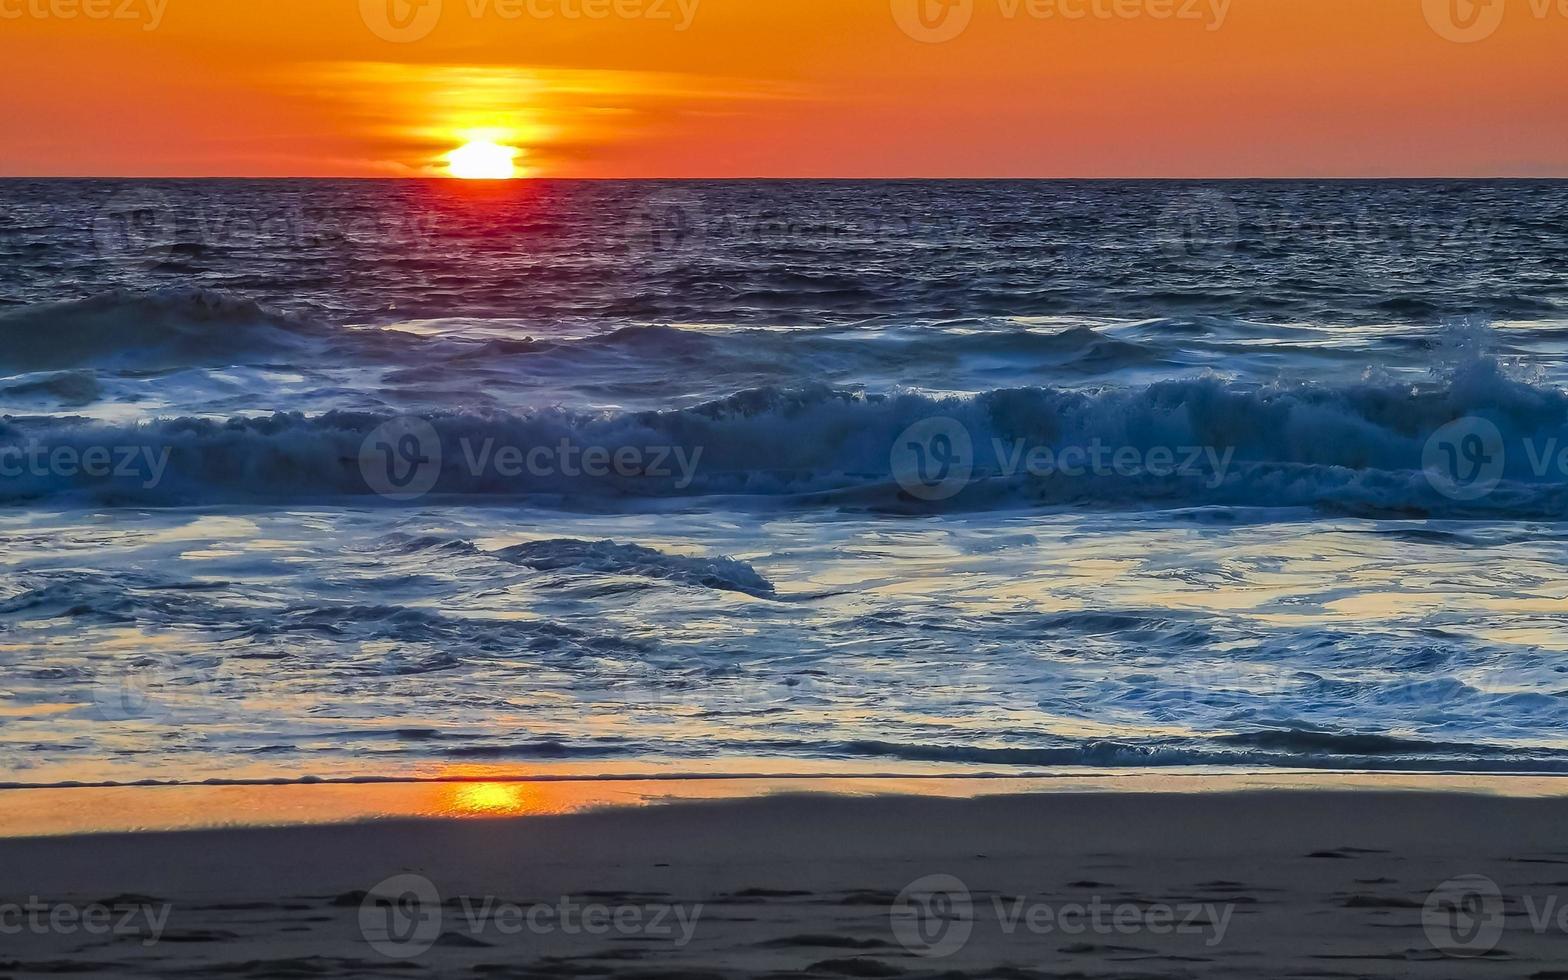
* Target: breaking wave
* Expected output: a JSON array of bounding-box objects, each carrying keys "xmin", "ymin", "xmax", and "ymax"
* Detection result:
[
  {"xmin": 494, "ymin": 539, "xmax": 776, "ymax": 598},
  {"xmin": 827, "ymin": 729, "xmax": 1568, "ymax": 773},
  {"xmin": 3, "ymin": 355, "xmax": 1566, "ymax": 517}
]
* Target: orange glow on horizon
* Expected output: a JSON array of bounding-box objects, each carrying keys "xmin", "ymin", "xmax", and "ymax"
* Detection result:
[{"xmin": 2, "ymin": 0, "xmax": 1566, "ymax": 178}]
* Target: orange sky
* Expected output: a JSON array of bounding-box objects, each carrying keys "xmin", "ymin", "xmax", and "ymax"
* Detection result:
[{"xmin": 2, "ymin": 0, "xmax": 1566, "ymax": 177}]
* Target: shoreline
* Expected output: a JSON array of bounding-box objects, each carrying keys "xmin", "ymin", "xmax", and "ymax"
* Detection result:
[
  {"xmin": 1, "ymin": 788, "xmax": 1563, "ymax": 977},
  {"xmin": 7, "ymin": 768, "xmax": 1568, "ymax": 838}
]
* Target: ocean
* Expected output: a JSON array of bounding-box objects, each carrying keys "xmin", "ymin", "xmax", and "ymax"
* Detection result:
[{"xmin": 3, "ymin": 178, "xmax": 1568, "ymax": 786}]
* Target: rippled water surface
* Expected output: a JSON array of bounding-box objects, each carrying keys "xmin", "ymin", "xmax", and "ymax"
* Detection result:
[{"xmin": 3, "ymin": 179, "xmax": 1567, "ymax": 784}]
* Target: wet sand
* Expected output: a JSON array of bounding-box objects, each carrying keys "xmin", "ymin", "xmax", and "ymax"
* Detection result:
[{"xmin": 1, "ymin": 784, "xmax": 1565, "ymax": 977}]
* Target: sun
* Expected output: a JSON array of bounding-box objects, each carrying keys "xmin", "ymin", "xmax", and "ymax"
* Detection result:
[{"xmin": 446, "ymin": 140, "xmax": 520, "ymax": 180}]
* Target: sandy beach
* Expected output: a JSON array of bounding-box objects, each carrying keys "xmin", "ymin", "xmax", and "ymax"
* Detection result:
[{"xmin": 3, "ymin": 782, "xmax": 1566, "ymax": 978}]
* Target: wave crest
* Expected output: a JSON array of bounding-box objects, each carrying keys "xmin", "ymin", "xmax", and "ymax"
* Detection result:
[
  {"xmin": 0, "ymin": 288, "xmax": 321, "ymax": 372},
  {"xmin": 2, "ymin": 363, "xmax": 1566, "ymax": 516}
]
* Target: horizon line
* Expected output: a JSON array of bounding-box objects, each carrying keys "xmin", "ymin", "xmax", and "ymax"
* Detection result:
[{"xmin": 4, "ymin": 174, "xmax": 1568, "ymax": 182}]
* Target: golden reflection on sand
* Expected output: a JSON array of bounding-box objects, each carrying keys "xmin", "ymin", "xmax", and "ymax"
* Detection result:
[
  {"xmin": 9, "ymin": 769, "xmax": 1568, "ymax": 839},
  {"xmin": 446, "ymin": 781, "xmax": 534, "ymax": 815}
]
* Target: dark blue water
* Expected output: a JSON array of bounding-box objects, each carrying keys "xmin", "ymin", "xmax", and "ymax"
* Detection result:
[
  {"xmin": 3, "ymin": 179, "xmax": 1564, "ymax": 324},
  {"xmin": 3, "ymin": 179, "xmax": 1568, "ymax": 786}
]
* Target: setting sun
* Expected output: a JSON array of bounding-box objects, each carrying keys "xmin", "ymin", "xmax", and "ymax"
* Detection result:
[{"xmin": 447, "ymin": 140, "xmax": 520, "ymax": 180}]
